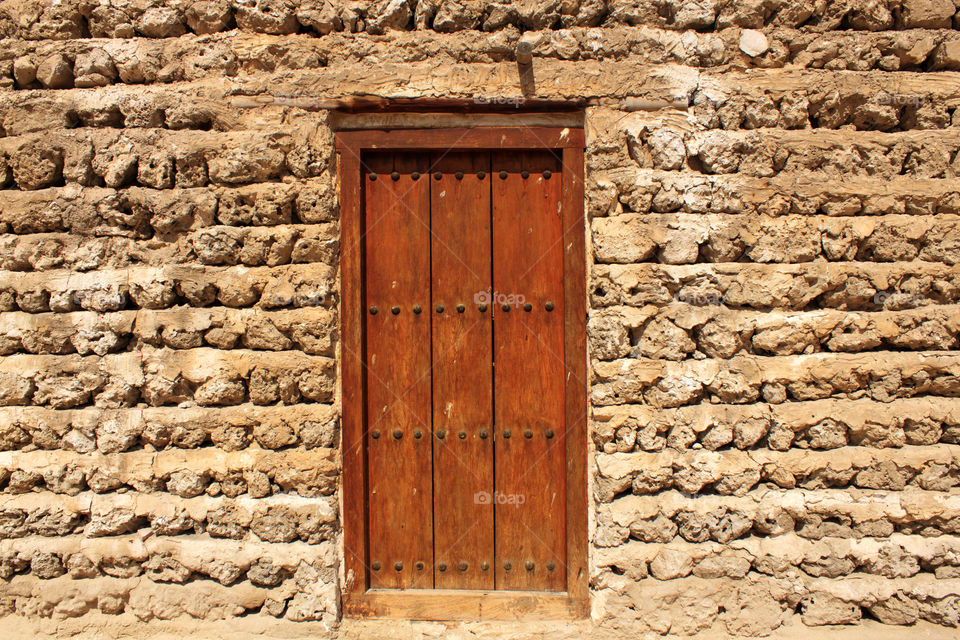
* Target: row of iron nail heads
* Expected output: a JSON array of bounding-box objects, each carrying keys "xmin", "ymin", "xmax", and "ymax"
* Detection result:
[
  {"xmin": 369, "ymin": 170, "xmax": 554, "ymax": 180},
  {"xmin": 369, "ymin": 302, "xmax": 556, "ymax": 314},
  {"xmin": 370, "ymin": 560, "xmax": 557, "ymax": 572},
  {"xmin": 369, "ymin": 428, "xmax": 556, "ymax": 439}
]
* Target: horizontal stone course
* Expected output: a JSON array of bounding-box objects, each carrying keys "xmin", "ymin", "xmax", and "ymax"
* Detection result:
[
  {"xmin": 596, "ymin": 487, "xmax": 960, "ymax": 547},
  {"xmin": 0, "ymin": 128, "xmax": 329, "ymax": 192},
  {"xmin": 591, "ymin": 351, "xmax": 960, "ymax": 407},
  {"xmin": 4, "ymin": 68, "xmax": 960, "ymax": 141},
  {"xmin": 626, "ymin": 127, "xmax": 960, "ymax": 178},
  {"xmin": 0, "ymin": 263, "xmax": 337, "ymax": 313},
  {"xmin": 0, "ymin": 404, "xmax": 339, "ymax": 452},
  {"xmin": 592, "ymin": 397, "xmax": 960, "ymax": 453},
  {"xmin": 591, "ymin": 166, "xmax": 960, "ymax": 217},
  {"xmin": 0, "ymin": 446, "xmax": 339, "ymax": 498},
  {"xmin": 688, "ymin": 88, "xmax": 960, "ymax": 133},
  {"xmin": 594, "ymin": 533, "xmax": 960, "ymax": 581},
  {"xmin": 590, "ymin": 304, "xmax": 960, "ymax": 362},
  {"xmin": 594, "ymin": 572, "xmax": 960, "ymax": 632},
  {"xmin": 0, "ymin": 492, "xmax": 338, "ymax": 543},
  {"xmin": 0, "ymin": 534, "xmax": 336, "ymax": 591},
  {"xmin": 0, "ymin": 306, "xmax": 337, "ymax": 356},
  {"xmin": 0, "ymin": 571, "xmax": 336, "ymax": 621},
  {"xmin": 595, "ymin": 444, "xmax": 960, "ymax": 501},
  {"xmin": 0, "ymin": 19, "xmax": 958, "ymax": 90},
  {"xmin": 0, "ymin": 348, "xmax": 336, "ymax": 409},
  {"xmin": 1, "ymin": 0, "xmax": 958, "ymax": 44},
  {"xmin": 0, "ymin": 223, "xmax": 339, "ymax": 273},
  {"xmin": 593, "ymin": 213, "xmax": 960, "ymax": 265},
  {"xmin": 0, "ymin": 180, "xmax": 337, "ymax": 239},
  {"xmin": 0, "ymin": 85, "xmax": 308, "ymax": 137},
  {"xmin": 591, "ymin": 261, "xmax": 960, "ymax": 311}
]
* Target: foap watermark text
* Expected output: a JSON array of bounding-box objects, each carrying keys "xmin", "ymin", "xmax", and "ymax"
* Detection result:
[
  {"xmin": 472, "ymin": 96, "xmax": 526, "ymax": 108},
  {"xmin": 474, "ymin": 491, "xmax": 525, "ymax": 506},
  {"xmin": 872, "ymin": 92, "xmax": 927, "ymax": 107},
  {"xmin": 474, "ymin": 290, "xmax": 526, "ymax": 307}
]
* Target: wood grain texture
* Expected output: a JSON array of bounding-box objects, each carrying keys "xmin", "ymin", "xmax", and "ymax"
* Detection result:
[
  {"xmin": 364, "ymin": 152, "xmax": 434, "ymax": 589},
  {"xmin": 338, "ymin": 128, "xmax": 587, "ymax": 615},
  {"xmin": 429, "ymin": 152, "xmax": 495, "ymax": 589},
  {"xmin": 338, "ymin": 146, "xmax": 368, "ymax": 595},
  {"xmin": 336, "ymin": 127, "xmax": 585, "ymax": 151},
  {"xmin": 343, "ymin": 589, "xmax": 583, "ymax": 620},
  {"xmin": 491, "ymin": 150, "xmax": 566, "ymax": 592},
  {"xmin": 561, "ymin": 145, "xmax": 589, "ymax": 613}
]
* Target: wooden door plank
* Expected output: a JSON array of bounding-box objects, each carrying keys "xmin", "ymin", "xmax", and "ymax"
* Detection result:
[
  {"xmin": 491, "ymin": 150, "xmax": 566, "ymax": 592},
  {"xmin": 338, "ymin": 146, "xmax": 368, "ymax": 594},
  {"xmin": 364, "ymin": 152, "xmax": 434, "ymax": 589},
  {"xmin": 429, "ymin": 152, "xmax": 495, "ymax": 590},
  {"xmin": 561, "ymin": 145, "xmax": 589, "ymax": 611}
]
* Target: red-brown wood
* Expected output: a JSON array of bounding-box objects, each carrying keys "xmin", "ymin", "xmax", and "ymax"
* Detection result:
[
  {"xmin": 491, "ymin": 150, "xmax": 566, "ymax": 592},
  {"xmin": 337, "ymin": 127, "xmax": 588, "ymax": 617},
  {"xmin": 343, "ymin": 589, "xmax": 581, "ymax": 620},
  {"xmin": 561, "ymin": 145, "xmax": 589, "ymax": 612},
  {"xmin": 364, "ymin": 152, "xmax": 434, "ymax": 589},
  {"xmin": 336, "ymin": 128, "xmax": 584, "ymax": 151},
  {"xmin": 429, "ymin": 152, "xmax": 495, "ymax": 589},
  {"xmin": 338, "ymin": 147, "xmax": 368, "ymax": 594}
]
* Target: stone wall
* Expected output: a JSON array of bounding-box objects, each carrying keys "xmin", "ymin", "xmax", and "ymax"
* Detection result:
[{"xmin": 0, "ymin": 0, "xmax": 959, "ymax": 636}]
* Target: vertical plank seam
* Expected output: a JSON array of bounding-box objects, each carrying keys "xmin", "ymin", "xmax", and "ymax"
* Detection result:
[
  {"xmin": 428, "ymin": 152, "xmax": 437, "ymax": 589},
  {"xmin": 488, "ymin": 150, "xmax": 498, "ymax": 591}
]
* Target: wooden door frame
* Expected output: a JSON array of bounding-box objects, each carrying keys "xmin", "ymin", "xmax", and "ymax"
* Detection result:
[{"xmin": 335, "ymin": 127, "xmax": 587, "ymax": 620}]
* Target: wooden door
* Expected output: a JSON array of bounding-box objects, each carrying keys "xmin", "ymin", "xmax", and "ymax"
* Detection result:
[
  {"xmin": 340, "ymin": 128, "xmax": 586, "ymax": 616},
  {"xmin": 491, "ymin": 151, "xmax": 567, "ymax": 591},
  {"xmin": 361, "ymin": 150, "xmax": 567, "ymax": 592}
]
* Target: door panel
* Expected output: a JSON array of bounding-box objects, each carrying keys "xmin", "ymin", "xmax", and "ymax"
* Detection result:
[
  {"xmin": 361, "ymin": 148, "xmax": 568, "ymax": 594},
  {"xmin": 491, "ymin": 151, "xmax": 567, "ymax": 591},
  {"xmin": 429, "ymin": 152, "xmax": 495, "ymax": 589},
  {"xmin": 364, "ymin": 152, "xmax": 434, "ymax": 589}
]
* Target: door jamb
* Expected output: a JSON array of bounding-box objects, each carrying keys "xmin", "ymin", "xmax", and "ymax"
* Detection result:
[{"xmin": 336, "ymin": 127, "xmax": 587, "ymax": 620}]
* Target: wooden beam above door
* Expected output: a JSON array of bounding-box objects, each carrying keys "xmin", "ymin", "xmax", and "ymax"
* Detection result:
[{"xmin": 336, "ymin": 127, "xmax": 585, "ymax": 151}]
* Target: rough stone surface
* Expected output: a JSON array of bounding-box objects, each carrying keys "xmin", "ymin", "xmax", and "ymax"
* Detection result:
[{"xmin": 739, "ymin": 30, "xmax": 769, "ymax": 57}]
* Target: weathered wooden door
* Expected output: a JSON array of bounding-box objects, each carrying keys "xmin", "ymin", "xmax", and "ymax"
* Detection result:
[
  {"xmin": 363, "ymin": 149, "xmax": 564, "ymax": 591},
  {"xmin": 339, "ymin": 128, "xmax": 586, "ymax": 618}
]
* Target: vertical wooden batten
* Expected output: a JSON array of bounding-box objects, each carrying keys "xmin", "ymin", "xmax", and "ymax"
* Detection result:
[
  {"xmin": 337, "ymin": 142, "xmax": 368, "ymax": 595},
  {"xmin": 561, "ymin": 144, "xmax": 588, "ymax": 614}
]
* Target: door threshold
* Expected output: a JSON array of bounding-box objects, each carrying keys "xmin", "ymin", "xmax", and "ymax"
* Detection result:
[{"xmin": 342, "ymin": 588, "xmax": 587, "ymax": 620}]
